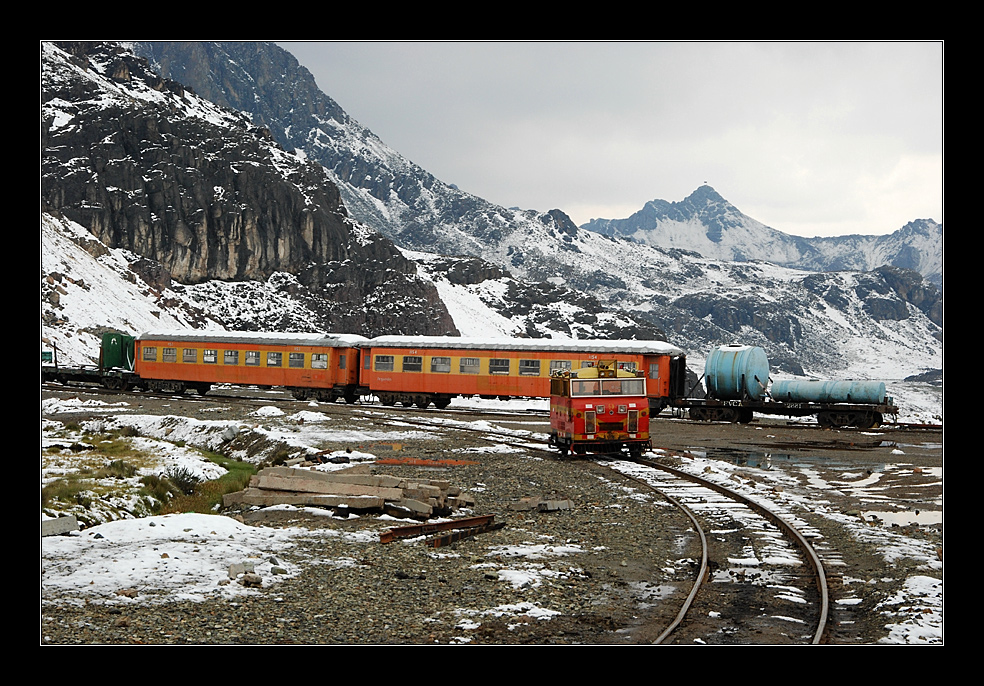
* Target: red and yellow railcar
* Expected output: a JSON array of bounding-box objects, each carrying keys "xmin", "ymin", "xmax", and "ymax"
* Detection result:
[
  {"xmin": 360, "ymin": 336, "xmax": 686, "ymax": 410},
  {"xmin": 548, "ymin": 361, "xmax": 652, "ymax": 457},
  {"xmin": 134, "ymin": 331, "xmax": 366, "ymax": 400}
]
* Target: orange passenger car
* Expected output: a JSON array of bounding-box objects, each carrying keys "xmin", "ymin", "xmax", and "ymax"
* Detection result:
[
  {"xmin": 360, "ymin": 336, "xmax": 686, "ymax": 410},
  {"xmin": 134, "ymin": 331, "xmax": 366, "ymax": 400},
  {"xmin": 549, "ymin": 361, "xmax": 652, "ymax": 457}
]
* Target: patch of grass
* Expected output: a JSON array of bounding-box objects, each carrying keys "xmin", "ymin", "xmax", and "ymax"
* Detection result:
[
  {"xmin": 163, "ymin": 466, "xmax": 202, "ymax": 495},
  {"xmin": 270, "ymin": 448, "xmax": 291, "ymax": 466},
  {"xmin": 161, "ymin": 454, "xmax": 256, "ymax": 515},
  {"xmin": 139, "ymin": 474, "xmax": 182, "ymax": 510},
  {"xmin": 96, "ymin": 460, "xmax": 138, "ymax": 479},
  {"xmin": 42, "ymin": 476, "xmax": 90, "ymax": 509}
]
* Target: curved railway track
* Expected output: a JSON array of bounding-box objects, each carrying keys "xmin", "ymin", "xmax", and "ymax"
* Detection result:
[
  {"xmin": 611, "ymin": 457, "xmax": 829, "ymax": 644},
  {"xmin": 344, "ymin": 408, "xmax": 831, "ymax": 644}
]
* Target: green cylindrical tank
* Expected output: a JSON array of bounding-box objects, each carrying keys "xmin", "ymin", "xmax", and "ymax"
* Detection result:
[
  {"xmin": 100, "ymin": 332, "xmax": 135, "ymax": 371},
  {"xmin": 704, "ymin": 345, "xmax": 770, "ymax": 401},
  {"xmin": 771, "ymin": 379, "xmax": 886, "ymax": 404}
]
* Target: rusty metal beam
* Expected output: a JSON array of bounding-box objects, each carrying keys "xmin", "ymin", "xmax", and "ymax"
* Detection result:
[{"xmin": 380, "ymin": 514, "xmax": 496, "ymax": 544}]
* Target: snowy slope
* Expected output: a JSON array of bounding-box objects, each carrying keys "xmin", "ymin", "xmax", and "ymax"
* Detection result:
[{"xmin": 42, "ymin": 213, "xmax": 223, "ymax": 365}]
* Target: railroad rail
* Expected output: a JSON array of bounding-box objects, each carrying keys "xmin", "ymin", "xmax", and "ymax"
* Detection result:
[{"xmin": 611, "ymin": 456, "xmax": 829, "ymax": 644}]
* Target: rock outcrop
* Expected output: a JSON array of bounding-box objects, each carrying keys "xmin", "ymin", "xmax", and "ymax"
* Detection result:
[{"xmin": 42, "ymin": 41, "xmax": 457, "ymax": 337}]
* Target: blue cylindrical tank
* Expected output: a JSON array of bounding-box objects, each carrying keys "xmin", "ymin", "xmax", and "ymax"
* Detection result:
[
  {"xmin": 771, "ymin": 379, "xmax": 886, "ymax": 404},
  {"xmin": 704, "ymin": 345, "xmax": 770, "ymax": 401}
]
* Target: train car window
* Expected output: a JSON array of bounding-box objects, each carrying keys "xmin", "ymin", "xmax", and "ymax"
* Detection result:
[
  {"xmin": 224, "ymin": 350, "xmax": 239, "ymax": 366},
  {"xmin": 142, "ymin": 346, "xmax": 158, "ymax": 362},
  {"xmin": 581, "ymin": 361, "xmax": 596, "ymax": 368},
  {"xmin": 163, "ymin": 348, "xmax": 177, "ymax": 363},
  {"xmin": 403, "ymin": 356, "xmax": 423, "ymax": 372},
  {"xmin": 339, "ymin": 354, "xmax": 347, "ymax": 370},
  {"xmin": 619, "ymin": 361, "xmax": 637, "ymax": 372},
  {"xmin": 624, "ymin": 378, "xmax": 646, "ymax": 395},
  {"xmin": 431, "ymin": 356, "xmax": 451, "ymax": 373},
  {"xmin": 572, "ymin": 380, "xmax": 600, "ymax": 396},
  {"xmin": 601, "ymin": 380, "xmax": 623, "ymax": 395},
  {"xmin": 289, "ymin": 352, "xmax": 305, "ymax": 368},
  {"xmin": 460, "ymin": 357, "xmax": 480, "ymax": 374},
  {"xmin": 649, "ymin": 363, "xmax": 660, "ymax": 380},
  {"xmin": 245, "ymin": 351, "xmax": 260, "ymax": 366},
  {"xmin": 550, "ymin": 360, "xmax": 572, "ymax": 372},
  {"xmin": 375, "ymin": 355, "xmax": 394, "ymax": 371},
  {"xmin": 183, "ymin": 348, "xmax": 197, "ymax": 363},
  {"xmin": 312, "ymin": 353, "xmax": 328, "ymax": 369},
  {"xmin": 364, "ymin": 355, "xmax": 371, "ymax": 370},
  {"xmin": 519, "ymin": 359, "xmax": 541, "ymax": 376},
  {"xmin": 267, "ymin": 352, "xmax": 282, "ymax": 367},
  {"xmin": 489, "ymin": 359, "xmax": 510, "ymax": 375},
  {"xmin": 203, "ymin": 349, "xmax": 217, "ymax": 364}
]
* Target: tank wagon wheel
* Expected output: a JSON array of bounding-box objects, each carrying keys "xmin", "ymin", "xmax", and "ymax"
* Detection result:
[
  {"xmin": 738, "ymin": 408, "xmax": 754, "ymax": 424},
  {"xmin": 852, "ymin": 412, "xmax": 881, "ymax": 430},
  {"xmin": 102, "ymin": 376, "xmax": 127, "ymax": 392},
  {"xmin": 689, "ymin": 407, "xmax": 707, "ymax": 421}
]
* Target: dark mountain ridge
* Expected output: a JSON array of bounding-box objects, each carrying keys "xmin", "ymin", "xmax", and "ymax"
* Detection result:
[{"xmin": 42, "ymin": 41, "xmax": 456, "ymax": 336}]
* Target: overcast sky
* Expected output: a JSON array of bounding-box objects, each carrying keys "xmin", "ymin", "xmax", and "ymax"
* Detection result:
[{"xmin": 279, "ymin": 41, "xmax": 942, "ymax": 237}]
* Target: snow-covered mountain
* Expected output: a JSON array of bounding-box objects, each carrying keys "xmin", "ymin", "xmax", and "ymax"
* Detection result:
[
  {"xmin": 43, "ymin": 41, "xmax": 942, "ymax": 384},
  {"xmin": 582, "ymin": 186, "xmax": 942, "ymax": 290}
]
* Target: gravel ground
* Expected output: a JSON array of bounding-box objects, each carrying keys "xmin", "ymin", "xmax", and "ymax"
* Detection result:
[{"xmin": 41, "ymin": 388, "xmax": 943, "ymax": 644}]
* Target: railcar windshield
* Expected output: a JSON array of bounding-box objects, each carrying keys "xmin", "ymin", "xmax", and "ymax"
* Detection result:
[{"xmin": 570, "ymin": 378, "xmax": 646, "ymax": 397}]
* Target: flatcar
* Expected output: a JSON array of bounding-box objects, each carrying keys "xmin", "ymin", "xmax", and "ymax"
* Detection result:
[
  {"xmin": 676, "ymin": 344, "xmax": 898, "ymax": 428},
  {"xmin": 548, "ymin": 360, "xmax": 652, "ymax": 457},
  {"xmin": 134, "ymin": 331, "xmax": 367, "ymax": 401},
  {"xmin": 360, "ymin": 335, "xmax": 686, "ymax": 410}
]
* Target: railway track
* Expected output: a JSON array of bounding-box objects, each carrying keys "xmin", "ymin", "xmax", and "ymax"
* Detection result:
[
  {"xmin": 42, "ymin": 382, "xmax": 939, "ymax": 434},
  {"xmin": 610, "ymin": 457, "xmax": 829, "ymax": 644}
]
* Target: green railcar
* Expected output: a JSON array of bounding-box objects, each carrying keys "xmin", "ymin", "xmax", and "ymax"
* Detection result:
[{"xmin": 99, "ymin": 332, "xmax": 135, "ymax": 371}]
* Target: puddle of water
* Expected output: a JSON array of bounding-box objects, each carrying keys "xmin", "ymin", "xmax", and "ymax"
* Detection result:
[
  {"xmin": 627, "ymin": 580, "xmax": 678, "ymax": 607},
  {"xmin": 861, "ymin": 509, "xmax": 942, "ymax": 526},
  {"xmin": 701, "ymin": 447, "xmax": 888, "ymax": 472}
]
